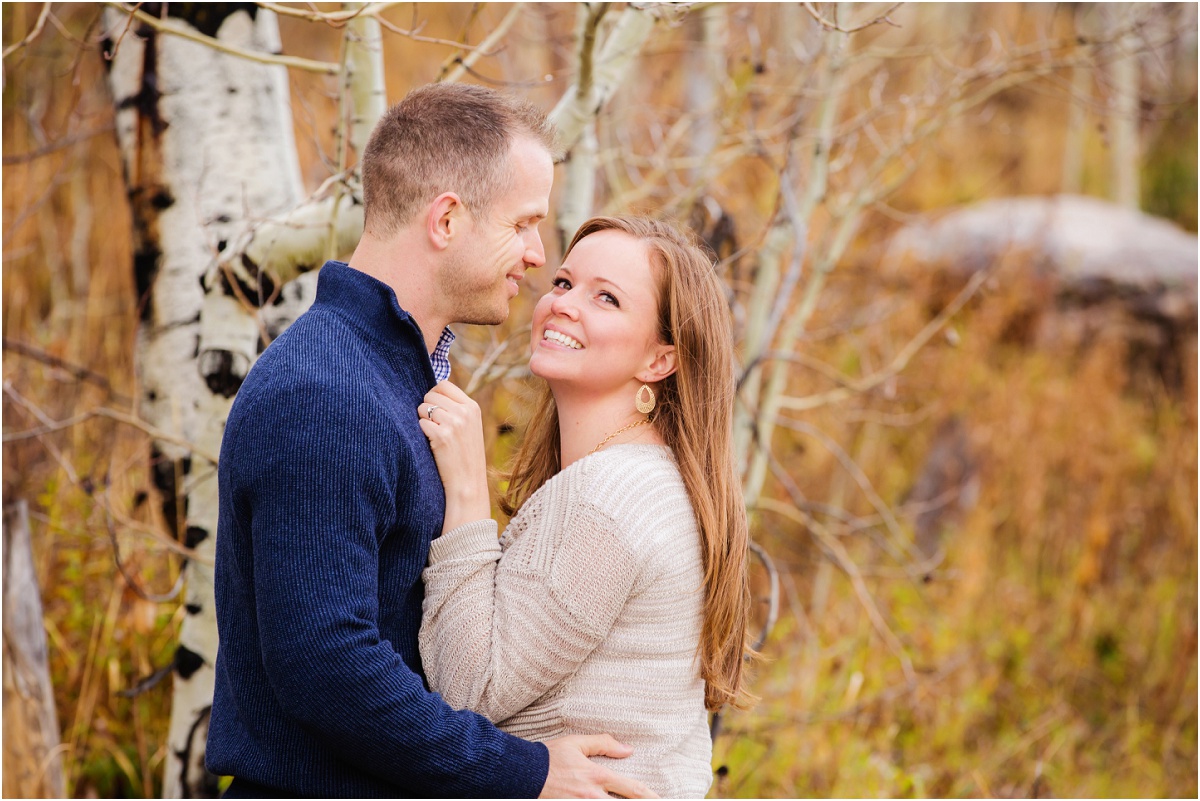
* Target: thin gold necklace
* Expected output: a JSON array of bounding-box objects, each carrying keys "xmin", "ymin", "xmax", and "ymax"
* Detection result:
[{"xmin": 588, "ymin": 418, "xmax": 651, "ymax": 455}]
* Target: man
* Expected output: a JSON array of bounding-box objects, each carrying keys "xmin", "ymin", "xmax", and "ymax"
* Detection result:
[{"xmin": 206, "ymin": 84, "xmax": 653, "ymax": 798}]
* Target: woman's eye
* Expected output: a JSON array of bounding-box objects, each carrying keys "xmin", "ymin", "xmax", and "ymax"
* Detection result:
[
  {"xmin": 552, "ymin": 277, "xmax": 571, "ymax": 290},
  {"xmin": 600, "ymin": 292, "xmax": 619, "ymax": 307}
]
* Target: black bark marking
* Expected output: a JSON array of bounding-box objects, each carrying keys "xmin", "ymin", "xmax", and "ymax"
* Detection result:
[
  {"xmin": 184, "ymin": 526, "xmax": 209, "ymax": 549},
  {"xmin": 133, "ymin": 243, "xmax": 161, "ymax": 322},
  {"xmin": 151, "ymin": 189, "xmax": 175, "ymax": 209},
  {"xmin": 173, "ymin": 703, "xmax": 221, "ymax": 798},
  {"xmin": 168, "ymin": 3, "xmax": 258, "ymax": 38},
  {"xmin": 199, "ymin": 350, "xmax": 247, "ymax": 398},
  {"xmin": 123, "ymin": 24, "xmax": 167, "ymax": 137},
  {"xmin": 185, "ymin": 603, "xmax": 202, "ymax": 615},
  {"xmin": 149, "ymin": 446, "xmax": 191, "ymax": 537},
  {"xmin": 174, "ymin": 644, "xmax": 205, "ymax": 680},
  {"xmin": 200, "ymin": 253, "xmax": 278, "ymax": 308}
]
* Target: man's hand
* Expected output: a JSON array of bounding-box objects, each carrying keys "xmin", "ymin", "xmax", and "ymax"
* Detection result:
[{"xmin": 540, "ymin": 735, "xmax": 658, "ymax": 799}]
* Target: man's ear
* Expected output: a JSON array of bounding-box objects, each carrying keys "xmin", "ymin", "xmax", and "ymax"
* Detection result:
[
  {"xmin": 637, "ymin": 343, "xmax": 677, "ymax": 385},
  {"xmin": 426, "ymin": 192, "xmax": 467, "ymax": 250}
]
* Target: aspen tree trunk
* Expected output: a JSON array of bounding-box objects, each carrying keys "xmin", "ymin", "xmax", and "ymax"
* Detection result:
[
  {"xmin": 3, "ymin": 501, "xmax": 65, "ymax": 799},
  {"xmin": 683, "ymin": 5, "xmax": 727, "ymax": 185},
  {"xmin": 1109, "ymin": 24, "xmax": 1141, "ymax": 208},
  {"xmin": 737, "ymin": 8, "xmax": 850, "ymax": 503},
  {"xmin": 550, "ymin": 2, "xmax": 664, "ymax": 248},
  {"xmin": 1061, "ymin": 5, "xmax": 1095, "ymax": 194},
  {"xmin": 104, "ymin": 6, "xmax": 306, "ymax": 795}
]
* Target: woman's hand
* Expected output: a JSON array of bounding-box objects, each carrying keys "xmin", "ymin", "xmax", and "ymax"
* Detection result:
[{"xmin": 419, "ymin": 381, "xmax": 492, "ymax": 534}]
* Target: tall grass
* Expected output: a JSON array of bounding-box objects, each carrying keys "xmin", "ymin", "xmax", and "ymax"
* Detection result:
[
  {"xmin": 3, "ymin": 3, "xmax": 1195, "ymax": 797},
  {"xmin": 710, "ymin": 260, "xmax": 1198, "ymax": 797}
]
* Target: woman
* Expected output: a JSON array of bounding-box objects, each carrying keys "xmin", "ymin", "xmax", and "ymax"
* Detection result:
[{"xmin": 417, "ymin": 216, "xmax": 751, "ymax": 798}]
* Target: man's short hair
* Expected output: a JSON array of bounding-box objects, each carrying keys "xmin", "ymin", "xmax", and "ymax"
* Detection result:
[{"xmin": 360, "ymin": 83, "xmax": 558, "ymax": 236}]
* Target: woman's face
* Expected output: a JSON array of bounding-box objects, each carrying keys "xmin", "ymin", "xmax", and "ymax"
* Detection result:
[{"xmin": 529, "ymin": 229, "xmax": 671, "ymax": 396}]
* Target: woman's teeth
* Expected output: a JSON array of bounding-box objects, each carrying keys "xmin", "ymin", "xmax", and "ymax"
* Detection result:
[{"xmin": 544, "ymin": 330, "xmax": 582, "ymax": 349}]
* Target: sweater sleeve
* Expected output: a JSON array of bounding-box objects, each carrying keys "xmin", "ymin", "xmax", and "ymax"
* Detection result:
[
  {"xmin": 419, "ymin": 484, "xmax": 641, "ymax": 723},
  {"xmin": 231, "ymin": 380, "xmax": 548, "ymax": 797}
]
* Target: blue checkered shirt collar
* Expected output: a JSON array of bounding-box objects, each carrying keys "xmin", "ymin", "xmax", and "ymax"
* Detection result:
[{"xmin": 430, "ymin": 326, "xmax": 456, "ymax": 383}]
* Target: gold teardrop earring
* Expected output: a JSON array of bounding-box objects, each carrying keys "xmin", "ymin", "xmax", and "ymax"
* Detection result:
[{"xmin": 636, "ymin": 383, "xmax": 656, "ymax": 414}]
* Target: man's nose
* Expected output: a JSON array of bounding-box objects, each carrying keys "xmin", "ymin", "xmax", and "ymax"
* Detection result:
[{"xmin": 523, "ymin": 229, "xmax": 546, "ymax": 269}]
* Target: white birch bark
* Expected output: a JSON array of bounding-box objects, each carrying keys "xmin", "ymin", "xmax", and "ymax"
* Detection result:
[
  {"xmin": 1109, "ymin": 23, "xmax": 1141, "ymax": 208},
  {"xmin": 548, "ymin": 3, "xmax": 664, "ymax": 153},
  {"xmin": 683, "ymin": 5, "xmax": 727, "ymax": 184},
  {"xmin": 105, "ymin": 6, "xmax": 307, "ymax": 796},
  {"xmin": 737, "ymin": 9, "xmax": 851, "ymax": 504}
]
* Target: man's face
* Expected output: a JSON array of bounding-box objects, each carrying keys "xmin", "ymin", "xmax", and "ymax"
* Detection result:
[{"xmin": 438, "ymin": 136, "xmax": 554, "ymax": 326}]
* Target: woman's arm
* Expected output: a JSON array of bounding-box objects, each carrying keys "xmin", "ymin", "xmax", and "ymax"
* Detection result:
[{"xmin": 419, "ymin": 484, "xmax": 641, "ymax": 724}]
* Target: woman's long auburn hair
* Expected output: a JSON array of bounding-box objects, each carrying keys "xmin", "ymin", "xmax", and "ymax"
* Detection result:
[{"xmin": 501, "ymin": 215, "xmax": 753, "ymax": 711}]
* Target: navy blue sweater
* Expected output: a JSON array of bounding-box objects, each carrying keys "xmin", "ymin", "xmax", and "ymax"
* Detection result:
[{"xmin": 206, "ymin": 261, "xmax": 549, "ymax": 797}]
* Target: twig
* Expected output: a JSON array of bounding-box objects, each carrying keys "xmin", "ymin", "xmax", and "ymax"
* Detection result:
[
  {"xmin": 1, "ymin": 124, "xmax": 116, "ymax": 165},
  {"xmin": 3, "ymin": 381, "xmax": 80, "ymax": 484},
  {"xmin": 802, "ymin": 2, "xmax": 904, "ymax": 34},
  {"xmin": 104, "ymin": 482, "xmax": 185, "ymax": 603},
  {"xmin": 2, "ymin": 2, "xmax": 53, "ymax": 59},
  {"xmin": 255, "ymin": 1, "xmax": 390, "ymax": 25},
  {"xmin": 464, "ymin": 337, "xmax": 511, "ymax": 396},
  {"xmin": 440, "ymin": 3, "xmax": 525, "ymax": 84},
  {"xmin": 104, "ymin": 3, "xmax": 340, "ymax": 74},
  {"xmin": 776, "ymin": 416, "xmax": 915, "ymax": 551},
  {"xmin": 3, "ymin": 384, "xmax": 216, "ymax": 465},
  {"xmin": 762, "ymin": 453, "xmax": 917, "ymax": 682},
  {"xmin": 747, "ymin": 539, "xmax": 780, "ymax": 652},
  {"xmin": 775, "ymin": 264, "xmax": 993, "ymax": 412},
  {"xmin": 2, "ymin": 337, "xmax": 130, "ymax": 403}
]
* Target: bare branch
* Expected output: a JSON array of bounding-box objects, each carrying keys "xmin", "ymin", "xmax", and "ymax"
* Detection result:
[
  {"xmin": 2, "ymin": 2, "xmax": 53, "ymax": 60},
  {"xmin": 103, "ymin": 484, "xmax": 186, "ymax": 603},
  {"xmin": 776, "ymin": 265, "xmax": 993, "ymax": 412},
  {"xmin": 255, "ymin": 2, "xmax": 396, "ymax": 24},
  {"xmin": 761, "ymin": 457, "xmax": 916, "ymax": 683},
  {"xmin": 771, "ymin": 417, "xmax": 924, "ymax": 569},
  {"xmin": 2, "ymin": 338, "xmax": 130, "ymax": 403},
  {"xmin": 549, "ymin": 3, "xmax": 665, "ymax": 153},
  {"xmin": 1, "ymin": 124, "xmax": 116, "ymax": 166},
  {"xmin": 2, "ymin": 384, "xmax": 217, "ymax": 466},
  {"xmin": 104, "ymin": 3, "xmax": 341, "ymax": 74},
  {"xmin": 439, "ymin": 3, "xmax": 526, "ymax": 84},
  {"xmin": 802, "ymin": 1, "xmax": 904, "ymax": 34}
]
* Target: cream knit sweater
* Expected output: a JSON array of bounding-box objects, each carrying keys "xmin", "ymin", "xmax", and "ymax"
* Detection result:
[{"xmin": 420, "ymin": 444, "xmax": 712, "ymax": 798}]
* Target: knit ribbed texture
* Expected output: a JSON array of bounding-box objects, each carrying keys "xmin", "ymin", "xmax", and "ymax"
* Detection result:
[
  {"xmin": 420, "ymin": 444, "xmax": 712, "ymax": 798},
  {"xmin": 207, "ymin": 261, "xmax": 548, "ymax": 798}
]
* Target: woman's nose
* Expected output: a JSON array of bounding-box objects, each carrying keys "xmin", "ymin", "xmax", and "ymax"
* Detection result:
[{"xmin": 549, "ymin": 288, "xmax": 580, "ymax": 319}]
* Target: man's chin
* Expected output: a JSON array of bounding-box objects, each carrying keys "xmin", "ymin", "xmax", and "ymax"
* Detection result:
[{"xmin": 460, "ymin": 305, "xmax": 509, "ymax": 327}]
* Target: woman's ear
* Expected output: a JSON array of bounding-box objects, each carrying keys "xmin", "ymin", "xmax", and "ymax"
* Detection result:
[
  {"xmin": 637, "ymin": 343, "xmax": 677, "ymax": 384},
  {"xmin": 426, "ymin": 192, "xmax": 466, "ymax": 250}
]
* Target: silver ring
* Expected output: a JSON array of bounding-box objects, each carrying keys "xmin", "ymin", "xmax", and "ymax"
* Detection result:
[{"xmin": 426, "ymin": 404, "xmax": 440, "ymax": 421}]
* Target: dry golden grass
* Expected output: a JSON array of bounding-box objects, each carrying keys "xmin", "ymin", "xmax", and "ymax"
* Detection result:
[{"xmin": 3, "ymin": 3, "xmax": 1195, "ymax": 797}]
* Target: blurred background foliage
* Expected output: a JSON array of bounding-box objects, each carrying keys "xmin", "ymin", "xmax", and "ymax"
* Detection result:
[{"xmin": 2, "ymin": 2, "xmax": 1196, "ymax": 798}]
